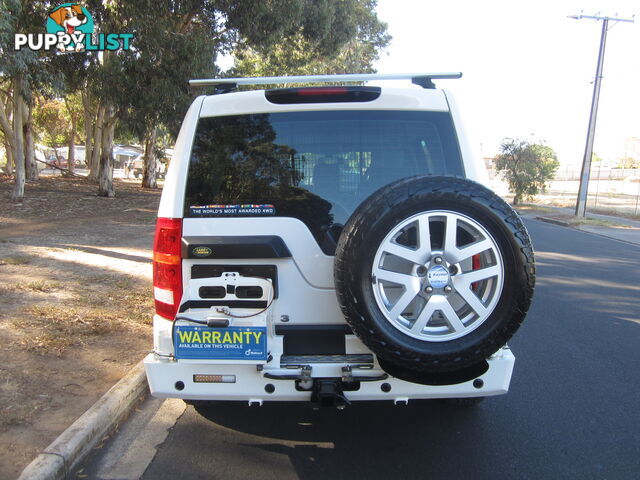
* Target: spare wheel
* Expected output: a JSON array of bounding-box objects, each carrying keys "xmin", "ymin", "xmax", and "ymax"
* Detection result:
[{"xmin": 333, "ymin": 175, "xmax": 535, "ymax": 373}]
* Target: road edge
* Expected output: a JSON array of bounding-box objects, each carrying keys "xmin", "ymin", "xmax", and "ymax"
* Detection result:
[
  {"xmin": 534, "ymin": 216, "xmax": 571, "ymax": 227},
  {"xmin": 17, "ymin": 361, "xmax": 148, "ymax": 480}
]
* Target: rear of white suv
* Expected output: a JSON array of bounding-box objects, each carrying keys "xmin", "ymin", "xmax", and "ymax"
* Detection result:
[{"xmin": 144, "ymin": 74, "xmax": 533, "ymax": 407}]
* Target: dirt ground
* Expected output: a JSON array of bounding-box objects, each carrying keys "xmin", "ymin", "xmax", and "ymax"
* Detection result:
[
  {"xmin": 0, "ymin": 176, "xmax": 161, "ymax": 480},
  {"xmin": 515, "ymin": 204, "xmax": 637, "ymax": 227}
]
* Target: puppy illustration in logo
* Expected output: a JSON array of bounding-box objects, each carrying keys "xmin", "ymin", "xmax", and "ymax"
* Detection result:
[{"xmin": 48, "ymin": 4, "xmax": 90, "ymax": 52}]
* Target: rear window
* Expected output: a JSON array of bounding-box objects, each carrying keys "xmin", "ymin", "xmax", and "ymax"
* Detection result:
[{"xmin": 184, "ymin": 110, "xmax": 463, "ymax": 250}]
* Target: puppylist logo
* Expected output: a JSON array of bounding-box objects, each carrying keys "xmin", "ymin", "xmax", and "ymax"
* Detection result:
[{"xmin": 14, "ymin": 3, "xmax": 133, "ymax": 53}]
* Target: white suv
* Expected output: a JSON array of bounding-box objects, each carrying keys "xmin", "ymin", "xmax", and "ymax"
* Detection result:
[{"xmin": 144, "ymin": 73, "xmax": 535, "ymax": 407}]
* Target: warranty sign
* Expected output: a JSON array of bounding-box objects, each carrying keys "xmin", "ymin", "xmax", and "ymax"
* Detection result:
[{"xmin": 174, "ymin": 325, "xmax": 267, "ymax": 360}]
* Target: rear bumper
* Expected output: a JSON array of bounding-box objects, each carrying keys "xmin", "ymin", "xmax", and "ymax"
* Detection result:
[{"xmin": 143, "ymin": 347, "xmax": 515, "ymax": 404}]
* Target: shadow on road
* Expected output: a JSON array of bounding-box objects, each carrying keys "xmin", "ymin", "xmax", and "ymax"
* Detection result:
[{"xmin": 180, "ymin": 400, "xmax": 491, "ymax": 479}]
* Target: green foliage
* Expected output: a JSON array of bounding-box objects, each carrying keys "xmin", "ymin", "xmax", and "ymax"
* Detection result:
[
  {"xmin": 112, "ymin": 0, "xmax": 218, "ymax": 139},
  {"xmin": 33, "ymin": 99, "xmax": 68, "ymax": 146},
  {"xmin": 494, "ymin": 138, "xmax": 560, "ymax": 205},
  {"xmin": 114, "ymin": 0, "xmax": 389, "ymax": 140},
  {"xmin": 233, "ymin": 0, "xmax": 390, "ymax": 78},
  {"xmin": 0, "ymin": 1, "xmax": 62, "ymax": 99}
]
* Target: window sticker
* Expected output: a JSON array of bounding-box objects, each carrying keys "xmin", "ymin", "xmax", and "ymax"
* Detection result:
[{"xmin": 189, "ymin": 204, "xmax": 276, "ymax": 216}]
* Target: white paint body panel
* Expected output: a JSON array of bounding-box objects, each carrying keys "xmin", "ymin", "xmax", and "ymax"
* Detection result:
[
  {"xmin": 145, "ymin": 347, "xmax": 514, "ymax": 402},
  {"xmin": 199, "ymin": 87, "xmax": 450, "ymax": 117},
  {"xmin": 183, "ymin": 217, "xmax": 334, "ymax": 289},
  {"xmin": 148, "ymin": 84, "xmax": 514, "ymax": 402},
  {"xmin": 157, "ymin": 95, "xmax": 204, "ymax": 219},
  {"xmin": 443, "ymin": 89, "xmax": 490, "ymax": 187}
]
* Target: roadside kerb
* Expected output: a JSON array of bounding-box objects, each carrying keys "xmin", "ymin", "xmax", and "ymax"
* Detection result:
[
  {"xmin": 534, "ymin": 216, "xmax": 572, "ymax": 227},
  {"xmin": 17, "ymin": 361, "xmax": 148, "ymax": 480}
]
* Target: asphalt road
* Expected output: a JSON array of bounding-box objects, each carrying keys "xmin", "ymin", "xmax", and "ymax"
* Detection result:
[{"xmin": 83, "ymin": 219, "xmax": 640, "ymax": 480}]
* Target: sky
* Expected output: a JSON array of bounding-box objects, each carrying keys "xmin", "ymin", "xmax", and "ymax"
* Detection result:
[{"xmin": 374, "ymin": 0, "xmax": 640, "ymax": 166}]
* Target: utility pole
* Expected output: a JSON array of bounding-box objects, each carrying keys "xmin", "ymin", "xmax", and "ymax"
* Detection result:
[{"xmin": 569, "ymin": 13, "xmax": 634, "ymax": 217}]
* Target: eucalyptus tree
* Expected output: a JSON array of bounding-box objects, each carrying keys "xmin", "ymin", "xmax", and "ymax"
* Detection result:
[{"xmin": 0, "ymin": 0, "xmax": 54, "ymax": 198}]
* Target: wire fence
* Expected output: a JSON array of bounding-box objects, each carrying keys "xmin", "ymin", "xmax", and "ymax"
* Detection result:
[{"xmin": 490, "ymin": 167, "xmax": 640, "ymax": 218}]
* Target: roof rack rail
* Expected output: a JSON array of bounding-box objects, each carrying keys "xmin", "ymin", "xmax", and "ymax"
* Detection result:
[{"xmin": 189, "ymin": 72, "xmax": 462, "ymax": 93}]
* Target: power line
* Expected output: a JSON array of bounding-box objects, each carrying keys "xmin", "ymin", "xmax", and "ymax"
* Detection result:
[{"xmin": 569, "ymin": 13, "xmax": 635, "ymax": 217}]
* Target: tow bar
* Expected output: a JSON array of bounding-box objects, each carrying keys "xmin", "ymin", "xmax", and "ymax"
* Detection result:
[{"xmin": 311, "ymin": 379, "xmax": 351, "ymax": 409}]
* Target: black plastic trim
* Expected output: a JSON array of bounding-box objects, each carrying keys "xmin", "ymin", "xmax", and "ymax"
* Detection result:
[
  {"xmin": 280, "ymin": 354, "xmax": 374, "ymax": 365},
  {"xmin": 275, "ymin": 324, "xmax": 353, "ymax": 335},
  {"xmin": 182, "ymin": 236, "xmax": 291, "ymax": 259},
  {"xmin": 179, "ymin": 300, "xmax": 267, "ymax": 312},
  {"xmin": 235, "ymin": 286, "xmax": 263, "ymax": 298},
  {"xmin": 198, "ymin": 286, "xmax": 226, "ymax": 299},
  {"xmin": 277, "ymin": 324, "xmax": 352, "ymax": 356}
]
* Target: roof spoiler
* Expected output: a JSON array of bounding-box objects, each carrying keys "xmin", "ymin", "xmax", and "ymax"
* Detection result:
[{"xmin": 189, "ymin": 72, "xmax": 463, "ymax": 94}]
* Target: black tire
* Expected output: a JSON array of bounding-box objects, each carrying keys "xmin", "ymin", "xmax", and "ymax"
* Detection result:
[{"xmin": 334, "ymin": 175, "xmax": 535, "ymax": 373}]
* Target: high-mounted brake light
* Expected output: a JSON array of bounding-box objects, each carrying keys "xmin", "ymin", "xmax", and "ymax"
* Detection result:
[
  {"xmin": 153, "ymin": 218, "xmax": 183, "ymax": 320},
  {"xmin": 265, "ymin": 86, "xmax": 381, "ymax": 104},
  {"xmin": 297, "ymin": 87, "xmax": 348, "ymax": 95}
]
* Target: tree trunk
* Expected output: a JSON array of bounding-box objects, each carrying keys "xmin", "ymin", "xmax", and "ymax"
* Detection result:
[
  {"xmin": 513, "ymin": 194, "xmax": 521, "ymax": 206},
  {"xmin": 1, "ymin": 93, "xmax": 15, "ymax": 175},
  {"xmin": 142, "ymin": 126, "xmax": 158, "ymax": 188},
  {"xmin": 11, "ymin": 76, "xmax": 25, "ymax": 200},
  {"xmin": 67, "ymin": 117, "xmax": 76, "ymax": 174},
  {"xmin": 89, "ymin": 104, "xmax": 104, "ymax": 182},
  {"xmin": 82, "ymin": 88, "xmax": 93, "ymax": 170},
  {"xmin": 24, "ymin": 100, "xmax": 37, "ymax": 181},
  {"xmin": 98, "ymin": 105, "xmax": 115, "ymax": 197},
  {"xmin": 3, "ymin": 137, "xmax": 13, "ymax": 175}
]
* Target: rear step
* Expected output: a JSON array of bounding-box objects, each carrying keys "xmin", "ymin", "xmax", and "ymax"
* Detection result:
[{"xmin": 280, "ymin": 354, "xmax": 374, "ymax": 367}]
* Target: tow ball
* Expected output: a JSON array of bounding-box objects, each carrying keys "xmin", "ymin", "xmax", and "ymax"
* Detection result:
[{"xmin": 310, "ymin": 379, "xmax": 351, "ymax": 410}]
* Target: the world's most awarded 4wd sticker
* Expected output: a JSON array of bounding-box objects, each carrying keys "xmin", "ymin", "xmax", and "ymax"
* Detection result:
[
  {"xmin": 189, "ymin": 204, "xmax": 275, "ymax": 216},
  {"xmin": 174, "ymin": 325, "xmax": 267, "ymax": 360}
]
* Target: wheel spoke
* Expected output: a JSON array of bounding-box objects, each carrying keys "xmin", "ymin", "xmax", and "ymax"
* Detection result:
[
  {"xmin": 382, "ymin": 242, "xmax": 423, "ymax": 265},
  {"xmin": 454, "ymin": 238, "xmax": 493, "ymax": 263},
  {"xmin": 439, "ymin": 299, "xmax": 465, "ymax": 333},
  {"xmin": 389, "ymin": 287, "xmax": 419, "ymax": 320},
  {"xmin": 443, "ymin": 214, "xmax": 458, "ymax": 254},
  {"xmin": 416, "ymin": 215, "xmax": 432, "ymax": 259},
  {"xmin": 455, "ymin": 265, "xmax": 501, "ymax": 285},
  {"xmin": 455, "ymin": 284, "xmax": 487, "ymax": 316},
  {"xmin": 375, "ymin": 268, "xmax": 418, "ymax": 290},
  {"xmin": 411, "ymin": 301, "xmax": 437, "ymax": 333}
]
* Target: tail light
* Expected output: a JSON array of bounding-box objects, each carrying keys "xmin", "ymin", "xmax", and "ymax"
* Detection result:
[{"xmin": 153, "ymin": 217, "xmax": 182, "ymax": 320}]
